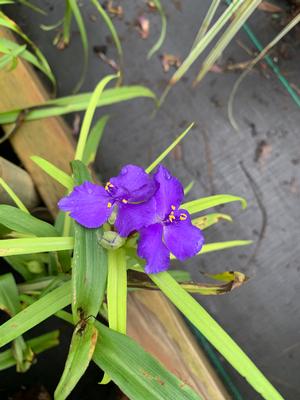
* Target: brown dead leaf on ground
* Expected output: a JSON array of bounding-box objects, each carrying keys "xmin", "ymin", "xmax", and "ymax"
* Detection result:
[
  {"xmin": 160, "ymin": 53, "xmax": 182, "ymax": 72},
  {"xmin": 258, "ymin": 1, "xmax": 284, "ymax": 13},
  {"xmin": 210, "ymin": 64, "xmax": 224, "ymax": 73},
  {"xmin": 136, "ymin": 15, "xmax": 150, "ymax": 39},
  {"xmin": 147, "ymin": 1, "xmax": 158, "ymax": 11},
  {"xmin": 254, "ymin": 140, "xmax": 272, "ymax": 166},
  {"xmin": 106, "ymin": 0, "xmax": 123, "ymax": 18},
  {"xmin": 93, "ymin": 45, "xmax": 119, "ymax": 71}
]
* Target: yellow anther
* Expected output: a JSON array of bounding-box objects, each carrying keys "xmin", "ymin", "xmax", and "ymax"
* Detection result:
[
  {"xmin": 122, "ymin": 199, "xmax": 128, "ymax": 204},
  {"xmin": 169, "ymin": 214, "xmax": 176, "ymax": 222},
  {"xmin": 179, "ymin": 213, "xmax": 187, "ymax": 221},
  {"xmin": 107, "ymin": 202, "xmax": 112, "ymax": 208},
  {"xmin": 171, "ymin": 205, "xmax": 176, "ymax": 210},
  {"xmin": 105, "ymin": 181, "xmax": 114, "ymax": 191}
]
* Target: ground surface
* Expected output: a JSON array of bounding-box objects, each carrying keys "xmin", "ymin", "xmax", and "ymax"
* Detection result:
[{"xmin": 4, "ymin": 1, "xmax": 300, "ymax": 399}]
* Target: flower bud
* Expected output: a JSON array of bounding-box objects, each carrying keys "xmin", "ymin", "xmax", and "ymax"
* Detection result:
[{"xmin": 97, "ymin": 230, "xmax": 125, "ymax": 250}]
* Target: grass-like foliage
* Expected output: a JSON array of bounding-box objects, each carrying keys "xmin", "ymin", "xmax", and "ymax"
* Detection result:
[{"xmin": 0, "ymin": 76, "xmax": 284, "ymax": 399}]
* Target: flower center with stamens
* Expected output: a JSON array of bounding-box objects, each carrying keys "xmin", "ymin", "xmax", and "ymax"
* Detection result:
[
  {"xmin": 164, "ymin": 205, "xmax": 187, "ymax": 225},
  {"xmin": 105, "ymin": 181, "xmax": 114, "ymax": 192}
]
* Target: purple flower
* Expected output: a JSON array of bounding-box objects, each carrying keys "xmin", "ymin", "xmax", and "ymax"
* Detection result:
[
  {"xmin": 58, "ymin": 164, "xmax": 157, "ymax": 236},
  {"xmin": 137, "ymin": 165, "xmax": 204, "ymax": 274}
]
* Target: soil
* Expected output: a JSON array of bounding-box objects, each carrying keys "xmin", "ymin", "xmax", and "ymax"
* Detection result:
[{"xmin": 2, "ymin": 1, "xmax": 300, "ymax": 399}]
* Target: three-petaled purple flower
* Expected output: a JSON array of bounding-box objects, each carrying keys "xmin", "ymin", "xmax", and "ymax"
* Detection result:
[
  {"xmin": 58, "ymin": 164, "xmax": 204, "ymax": 273},
  {"xmin": 137, "ymin": 165, "xmax": 204, "ymax": 273},
  {"xmin": 58, "ymin": 165, "xmax": 157, "ymax": 237}
]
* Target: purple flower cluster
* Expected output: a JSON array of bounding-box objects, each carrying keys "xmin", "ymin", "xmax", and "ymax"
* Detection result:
[{"xmin": 58, "ymin": 165, "xmax": 204, "ymax": 273}]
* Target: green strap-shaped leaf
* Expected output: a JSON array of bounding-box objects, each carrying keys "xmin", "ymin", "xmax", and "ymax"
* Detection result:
[
  {"xmin": 0, "ymin": 273, "xmax": 34, "ymax": 372},
  {"xmin": 71, "ymin": 161, "xmax": 107, "ymax": 322},
  {"xmin": 149, "ymin": 271, "xmax": 284, "ymax": 400},
  {"xmin": 182, "ymin": 194, "xmax": 247, "ymax": 215},
  {"xmin": 146, "ymin": 123, "xmax": 194, "ymax": 173},
  {"xmin": 0, "ymin": 86, "xmax": 156, "ymax": 124},
  {"xmin": 0, "ymin": 43, "xmax": 26, "ymax": 70},
  {"xmin": 31, "ymin": 156, "xmax": 73, "ymax": 190},
  {"xmin": 0, "ymin": 281, "xmax": 71, "ymax": 347},
  {"xmin": 0, "ymin": 11, "xmax": 56, "ymax": 87},
  {"xmin": 0, "ymin": 330, "xmax": 59, "ymax": 372},
  {"xmin": 169, "ymin": 240, "xmax": 252, "ymax": 260},
  {"xmin": 75, "ymin": 75, "xmax": 117, "ymax": 161},
  {"xmin": 107, "ymin": 248, "xmax": 127, "ymax": 334},
  {"xmin": 0, "ymin": 178, "xmax": 28, "ymax": 213},
  {"xmin": 0, "ymin": 273, "xmax": 20, "ymax": 316},
  {"xmin": 68, "ymin": 0, "xmax": 88, "ymax": 93},
  {"xmin": 128, "ymin": 270, "xmax": 248, "ymax": 296},
  {"xmin": 55, "ymin": 320, "xmax": 98, "ymax": 399},
  {"xmin": 91, "ymin": 0, "xmax": 122, "ymax": 57},
  {"xmin": 197, "ymin": 240, "xmax": 252, "ymax": 254},
  {"xmin": 147, "ymin": 0, "xmax": 167, "ymax": 59},
  {"xmin": 93, "ymin": 321, "xmax": 202, "ymax": 400},
  {"xmin": 192, "ymin": 213, "xmax": 232, "ymax": 230},
  {"xmin": 82, "ymin": 115, "xmax": 110, "ymax": 165},
  {"xmin": 0, "ymin": 205, "xmax": 58, "ymax": 237},
  {"xmin": 0, "ymin": 236, "xmax": 74, "ymax": 256}
]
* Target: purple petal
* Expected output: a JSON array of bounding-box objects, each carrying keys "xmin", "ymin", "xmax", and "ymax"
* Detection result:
[
  {"xmin": 115, "ymin": 197, "xmax": 156, "ymax": 237},
  {"xmin": 153, "ymin": 165, "xmax": 184, "ymax": 219},
  {"xmin": 137, "ymin": 224, "xmax": 170, "ymax": 274},
  {"xmin": 163, "ymin": 210, "xmax": 204, "ymax": 260},
  {"xmin": 110, "ymin": 164, "xmax": 157, "ymax": 203},
  {"xmin": 58, "ymin": 181, "xmax": 113, "ymax": 228}
]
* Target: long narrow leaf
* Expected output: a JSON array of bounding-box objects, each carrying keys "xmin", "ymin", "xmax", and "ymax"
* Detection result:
[
  {"xmin": 0, "ymin": 237, "xmax": 74, "ymax": 256},
  {"xmin": 194, "ymin": 0, "xmax": 262, "ymax": 84},
  {"xmin": 82, "ymin": 115, "xmax": 110, "ymax": 165},
  {"xmin": 68, "ymin": 0, "xmax": 88, "ymax": 92},
  {"xmin": 0, "ymin": 37, "xmax": 54, "ymax": 78},
  {"xmin": 75, "ymin": 75, "xmax": 117, "ymax": 161},
  {"xmin": 0, "ymin": 178, "xmax": 28, "ymax": 213},
  {"xmin": 55, "ymin": 321, "xmax": 98, "ymax": 399},
  {"xmin": 168, "ymin": 0, "xmax": 245, "ymax": 86},
  {"xmin": 0, "ymin": 12, "xmax": 55, "ymax": 86},
  {"xmin": 149, "ymin": 271, "xmax": 284, "ymax": 400},
  {"xmin": 0, "ymin": 86, "xmax": 156, "ymax": 124},
  {"xmin": 0, "ymin": 281, "xmax": 71, "ymax": 347},
  {"xmin": 0, "ymin": 205, "xmax": 58, "ymax": 237},
  {"xmin": 71, "ymin": 161, "xmax": 107, "ymax": 322},
  {"xmin": 93, "ymin": 321, "xmax": 202, "ymax": 400},
  {"xmin": 31, "ymin": 156, "xmax": 73, "ymax": 190},
  {"xmin": 0, "ymin": 330, "xmax": 59, "ymax": 371},
  {"xmin": 191, "ymin": 0, "xmax": 221, "ymax": 49},
  {"xmin": 107, "ymin": 248, "xmax": 127, "ymax": 334},
  {"xmin": 147, "ymin": 0, "xmax": 167, "ymax": 59},
  {"xmin": 91, "ymin": 0, "xmax": 122, "ymax": 57},
  {"xmin": 182, "ymin": 194, "xmax": 247, "ymax": 215},
  {"xmin": 192, "ymin": 213, "xmax": 232, "ymax": 230},
  {"xmin": 146, "ymin": 123, "xmax": 194, "ymax": 173},
  {"xmin": 198, "ymin": 240, "xmax": 252, "ymax": 254}
]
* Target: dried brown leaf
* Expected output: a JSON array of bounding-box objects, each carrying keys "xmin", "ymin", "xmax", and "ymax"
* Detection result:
[
  {"xmin": 106, "ymin": 0, "xmax": 123, "ymax": 18},
  {"xmin": 258, "ymin": 1, "xmax": 284, "ymax": 13},
  {"xmin": 136, "ymin": 15, "xmax": 150, "ymax": 39},
  {"xmin": 160, "ymin": 53, "xmax": 182, "ymax": 73},
  {"xmin": 254, "ymin": 140, "xmax": 272, "ymax": 166}
]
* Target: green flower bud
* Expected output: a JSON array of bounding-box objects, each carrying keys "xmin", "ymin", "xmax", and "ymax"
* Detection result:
[
  {"xmin": 97, "ymin": 230, "xmax": 125, "ymax": 250},
  {"xmin": 27, "ymin": 260, "xmax": 44, "ymax": 274}
]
